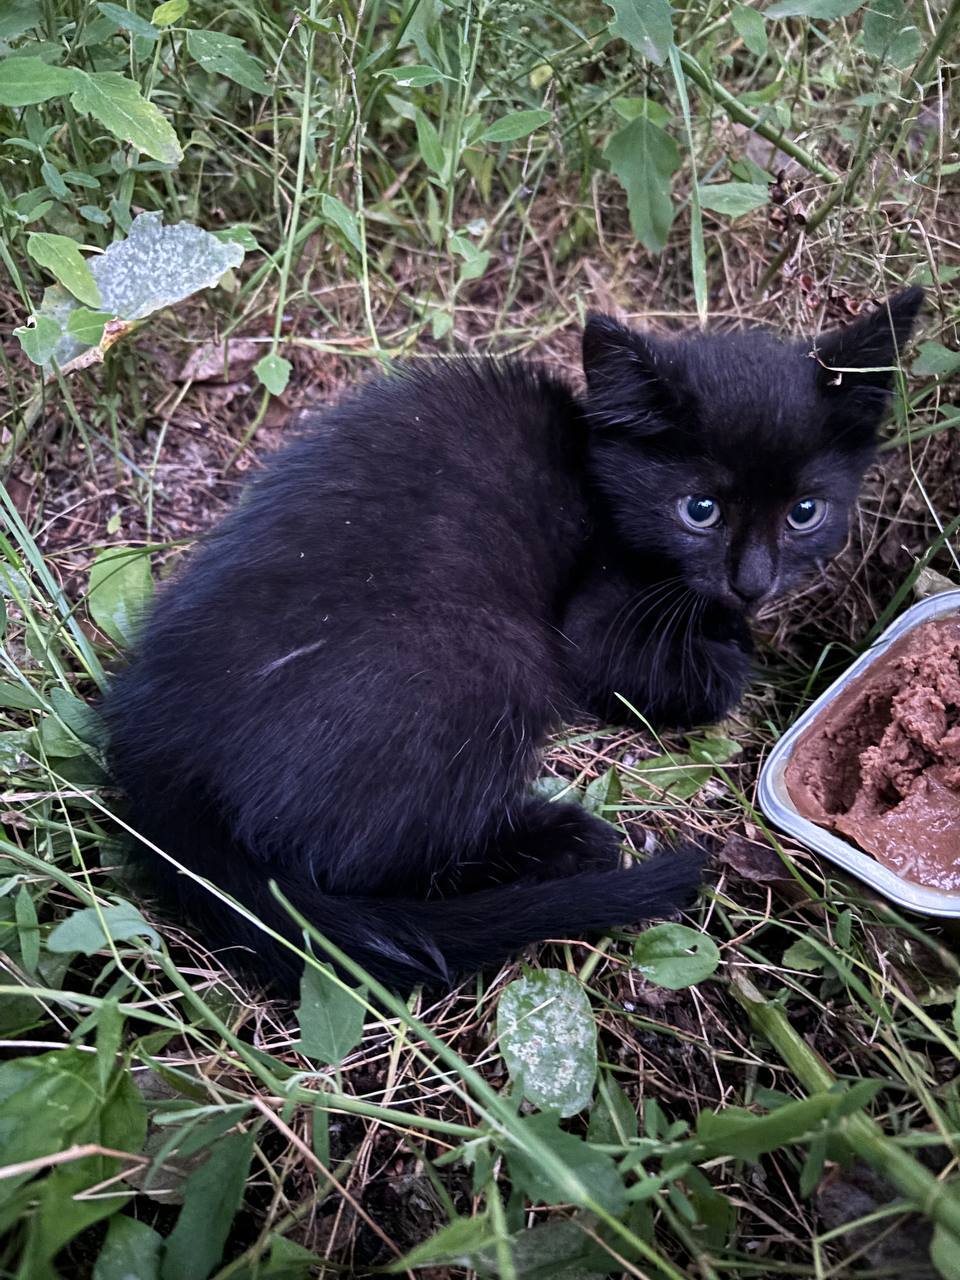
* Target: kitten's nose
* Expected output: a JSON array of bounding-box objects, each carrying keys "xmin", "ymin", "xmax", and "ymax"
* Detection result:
[{"xmin": 731, "ymin": 545, "xmax": 775, "ymax": 605}]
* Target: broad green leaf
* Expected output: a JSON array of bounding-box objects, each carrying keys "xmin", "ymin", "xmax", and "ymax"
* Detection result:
[
  {"xmin": 782, "ymin": 937, "xmax": 826, "ymax": 970},
  {"xmin": 0, "ymin": 680, "xmax": 44, "ymax": 711},
  {"xmin": 497, "ymin": 969, "xmax": 597, "ymax": 1117},
  {"xmin": 605, "ymin": 116, "xmax": 679, "ymax": 253},
  {"xmin": 70, "ymin": 70, "xmax": 182, "ymax": 164},
  {"xmin": 699, "ymin": 181, "xmax": 769, "ymax": 217},
  {"xmin": 932, "ymin": 1225, "xmax": 960, "ymax": 1280},
  {"xmin": 481, "ymin": 109, "xmax": 553, "ymax": 143},
  {"xmin": 695, "ymin": 1085, "xmax": 876, "ymax": 1163},
  {"xmin": 388, "ymin": 1213, "xmax": 498, "ymax": 1271},
  {"xmin": 152, "ymin": 0, "xmax": 189, "ymax": 23},
  {"xmin": 507, "ymin": 1112, "xmax": 627, "ymax": 1215},
  {"xmin": 588, "ymin": 1075, "xmax": 639, "ymax": 1145},
  {"xmin": 67, "ymin": 307, "xmax": 112, "ymax": 345},
  {"xmin": 0, "ymin": 1049, "xmax": 101, "ymax": 1171},
  {"xmin": 297, "ymin": 963, "xmax": 366, "ymax": 1065},
  {"xmin": 254, "ymin": 353, "xmax": 292, "ymax": 396},
  {"xmin": 766, "ymin": 0, "xmax": 864, "ymax": 16},
  {"xmin": 632, "ymin": 923, "xmax": 720, "ymax": 989},
  {"xmin": 40, "ymin": 159, "xmax": 68, "ymax": 198},
  {"xmin": 582, "ymin": 766, "xmax": 621, "ymax": 817},
  {"xmin": 97, "ymin": 1, "xmax": 160, "ymax": 39},
  {"xmin": 731, "ymin": 3, "xmax": 767, "ymax": 55},
  {"xmin": 604, "ymin": 0, "xmax": 674, "ymax": 64},
  {"xmin": 49, "ymin": 687, "xmax": 108, "ymax": 749},
  {"xmin": 320, "ymin": 193, "xmax": 362, "ymax": 252},
  {"xmin": 46, "ymin": 901, "xmax": 162, "ymax": 954},
  {"xmin": 378, "ymin": 64, "xmax": 446, "ymax": 87},
  {"xmin": 93, "ymin": 1215, "xmax": 163, "ymax": 1280},
  {"xmin": 687, "ymin": 733, "xmax": 741, "ymax": 765},
  {"xmin": 913, "ymin": 342, "xmax": 960, "ymax": 379},
  {"xmin": 0, "ymin": 57, "xmax": 79, "ymax": 107},
  {"xmin": 88, "ymin": 545, "xmax": 153, "ymax": 646},
  {"xmin": 0, "ymin": 0, "xmax": 42, "ymax": 41},
  {"xmin": 186, "ymin": 30, "xmax": 270, "ymax": 94},
  {"xmin": 27, "ymin": 233, "xmax": 102, "ymax": 307},
  {"xmin": 161, "ymin": 1128, "xmax": 257, "ymax": 1280},
  {"xmin": 622, "ymin": 753, "xmax": 712, "ymax": 801},
  {"xmin": 415, "ymin": 109, "xmax": 445, "ymax": 176},
  {"xmin": 14, "ymin": 314, "xmax": 62, "ymax": 365},
  {"xmin": 448, "ymin": 233, "xmax": 489, "ymax": 281}
]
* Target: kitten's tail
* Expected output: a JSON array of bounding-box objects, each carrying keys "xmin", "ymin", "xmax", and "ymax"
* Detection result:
[{"xmin": 163, "ymin": 849, "xmax": 706, "ymax": 993}]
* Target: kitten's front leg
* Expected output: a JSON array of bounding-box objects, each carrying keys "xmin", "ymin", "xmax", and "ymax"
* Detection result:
[{"xmin": 561, "ymin": 571, "xmax": 752, "ymax": 730}]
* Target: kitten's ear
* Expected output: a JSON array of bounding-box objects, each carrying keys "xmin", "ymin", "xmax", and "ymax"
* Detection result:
[
  {"xmin": 814, "ymin": 287, "xmax": 924, "ymax": 399},
  {"xmin": 581, "ymin": 313, "xmax": 678, "ymax": 432}
]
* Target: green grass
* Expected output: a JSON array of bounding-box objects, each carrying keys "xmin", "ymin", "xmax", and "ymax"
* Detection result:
[{"xmin": 1, "ymin": 1, "xmax": 960, "ymax": 1277}]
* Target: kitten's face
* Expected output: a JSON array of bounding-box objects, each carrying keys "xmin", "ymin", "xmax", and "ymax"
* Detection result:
[{"xmin": 582, "ymin": 291, "xmax": 923, "ymax": 613}]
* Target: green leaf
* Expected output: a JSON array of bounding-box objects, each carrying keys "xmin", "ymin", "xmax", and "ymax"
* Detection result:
[
  {"xmin": 49, "ymin": 686, "xmax": 108, "ymax": 749},
  {"xmin": 388, "ymin": 1214, "xmax": 498, "ymax": 1271},
  {"xmin": 14, "ymin": 314, "xmax": 63, "ymax": 365},
  {"xmin": 448, "ymin": 233, "xmax": 489, "ymax": 281},
  {"xmin": 88, "ymin": 546, "xmax": 153, "ymax": 646},
  {"xmin": 604, "ymin": 0, "xmax": 674, "ymax": 64},
  {"xmin": 40, "ymin": 159, "xmax": 69, "ymax": 199},
  {"xmin": 46, "ymin": 901, "xmax": 162, "ymax": 954},
  {"xmin": 632, "ymin": 923, "xmax": 720, "ymax": 989},
  {"xmin": 508, "ymin": 1113, "xmax": 627, "ymax": 1215},
  {"xmin": 582, "ymin": 766, "xmax": 621, "ymax": 817},
  {"xmin": 66, "ymin": 307, "xmax": 112, "ymax": 345},
  {"xmin": 0, "ymin": 1049, "xmax": 101, "ymax": 1172},
  {"xmin": 588, "ymin": 1075, "xmax": 639, "ymax": 1145},
  {"xmin": 70, "ymin": 70, "xmax": 183, "ymax": 164},
  {"xmin": 913, "ymin": 342, "xmax": 960, "ymax": 379},
  {"xmin": 765, "ymin": 0, "xmax": 864, "ymax": 16},
  {"xmin": 0, "ymin": 680, "xmax": 44, "ymax": 711},
  {"xmin": 152, "ymin": 0, "xmax": 188, "ymax": 24},
  {"xmin": 93, "ymin": 1215, "xmax": 163, "ymax": 1280},
  {"xmin": 297, "ymin": 963, "xmax": 366, "ymax": 1065},
  {"xmin": 378, "ymin": 64, "xmax": 446, "ymax": 87},
  {"xmin": 695, "ymin": 1087, "xmax": 870, "ymax": 1163},
  {"xmin": 0, "ymin": 0, "xmax": 43, "ymax": 41},
  {"xmin": 698, "ymin": 181, "xmax": 769, "ymax": 217},
  {"xmin": 320, "ymin": 193, "xmax": 362, "ymax": 252},
  {"xmin": 731, "ymin": 3, "xmax": 768, "ymax": 55},
  {"xmin": 186, "ymin": 30, "xmax": 270, "ymax": 94},
  {"xmin": 0, "ymin": 57, "xmax": 79, "ymax": 107},
  {"xmin": 97, "ymin": 1, "xmax": 161, "ymax": 39},
  {"xmin": 932, "ymin": 1225, "xmax": 960, "ymax": 1280},
  {"xmin": 27, "ymin": 233, "xmax": 102, "ymax": 307},
  {"xmin": 415, "ymin": 108, "xmax": 445, "ymax": 176},
  {"xmin": 481, "ymin": 109, "xmax": 553, "ymax": 142},
  {"xmin": 15, "ymin": 885, "xmax": 39, "ymax": 974},
  {"xmin": 604, "ymin": 116, "xmax": 679, "ymax": 253},
  {"xmin": 782, "ymin": 937, "xmax": 826, "ymax": 971},
  {"xmin": 497, "ymin": 969, "xmax": 597, "ymax": 1117},
  {"xmin": 254, "ymin": 353, "xmax": 292, "ymax": 396},
  {"xmin": 161, "ymin": 1128, "xmax": 257, "ymax": 1280}
]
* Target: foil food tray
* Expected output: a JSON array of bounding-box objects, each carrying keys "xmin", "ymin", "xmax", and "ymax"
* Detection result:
[{"xmin": 757, "ymin": 588, "xmax": 960, "ymax": 916}]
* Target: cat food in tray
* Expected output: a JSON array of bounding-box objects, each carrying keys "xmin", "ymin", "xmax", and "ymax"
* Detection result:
[{"xmin": 758, "ymin": 590, "xmax": 960, "ymax": 916}]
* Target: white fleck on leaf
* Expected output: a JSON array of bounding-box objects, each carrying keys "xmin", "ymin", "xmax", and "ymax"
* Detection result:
[{"xmin": 497, "ymin": 969, "xmax": 598, "ymax": 1117}]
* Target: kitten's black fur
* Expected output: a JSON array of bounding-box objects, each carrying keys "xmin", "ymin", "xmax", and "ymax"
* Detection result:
[{"xmin": 104, "ymin": 289, "xmax": 922, "ymax": 992}]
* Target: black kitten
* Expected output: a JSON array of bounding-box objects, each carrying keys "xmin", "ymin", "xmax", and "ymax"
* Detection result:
[{"xmin": 104, "ymin": 289, "xmax": 922, "ymax": 992}]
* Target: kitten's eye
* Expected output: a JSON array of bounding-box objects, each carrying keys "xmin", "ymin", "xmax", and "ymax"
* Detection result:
[
  {"xmin": 679, "ymin": 495, "xmax": 721, "ymax": 530},
  {"xmin": 786, "ymin": 498, "xmax": 827, "ymax": 531}
]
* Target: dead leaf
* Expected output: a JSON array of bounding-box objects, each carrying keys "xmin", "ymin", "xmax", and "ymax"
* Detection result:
[{"xmin": 177, "ymin": 338, "xmax": 262, "ymax": 384}]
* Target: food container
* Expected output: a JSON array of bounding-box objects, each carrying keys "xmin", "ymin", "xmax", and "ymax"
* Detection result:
[{"xmin": 757, "ymin": 588, "xmax": 960, "ymax": 916}]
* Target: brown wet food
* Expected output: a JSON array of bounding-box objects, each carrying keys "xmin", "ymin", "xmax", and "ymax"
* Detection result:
[{"xmin": 785, "ymin": 616, "xmax": 960, "ymax": 890}]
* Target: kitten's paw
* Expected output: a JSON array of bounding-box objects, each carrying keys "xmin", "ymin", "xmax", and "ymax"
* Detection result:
[{"xmin": 517, "ymin": 801, "xmax": 624, "ymax": 877}]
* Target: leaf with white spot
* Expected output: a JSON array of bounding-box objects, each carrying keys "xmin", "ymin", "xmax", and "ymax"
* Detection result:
[
  {"xmin": 633, "ymin": 923, "xmax": 719, "ymax": 990},
  {"xmin": 497, "ymin": 969, "xmax": 597, "ymax": 1117}
]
